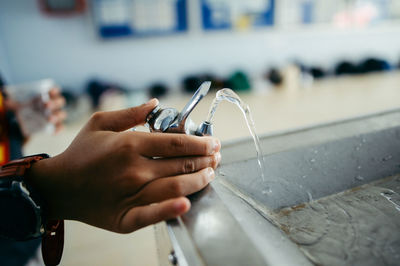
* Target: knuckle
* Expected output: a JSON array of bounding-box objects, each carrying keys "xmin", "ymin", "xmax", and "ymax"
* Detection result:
[
  {"xmin": 196, "ymin": 139, "xmax": 211, "ymax": 155},
  {"xmin": 199, "ymin": 170, "xmax": 210, "ymax": 186},
  {"xmin": 183, "ymin": 159, "xmax": 196, "ymax": 174},
  {"xmin": 170, "ymin": 180, "xmax": 185, "ymax": 195},
  {"xmin": 170, "ymin": 135, "xmax": 187, "ymax": 152},
  {"xmin": 90, "ymin": 111, "xmax": 104, "ymax": 123},
  {"xmin": 117, "ymin": 137, "xmax": 138, "ymax": 157},
  {"xmin": 131, "ymin": 214, "xmax": 146, "ymax": 230},
  {"xmin": 127, "ymin": 168, "xmax": 142, "ymax": 181},
  {"xmin": 133, "ymin": 168, "xmax": 152, "ymax": 183},
  {"xmin": 202, "ymin": 142, "xmax": 211, "ymax": 154}
]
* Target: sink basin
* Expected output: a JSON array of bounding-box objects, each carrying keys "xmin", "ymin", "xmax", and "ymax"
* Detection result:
[{"xmin": 155, "ymin": 109, "xmax": 400, "ymax": 266}]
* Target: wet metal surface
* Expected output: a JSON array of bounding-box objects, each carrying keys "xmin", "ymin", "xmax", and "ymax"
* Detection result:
[
  {"xmin": 274, "ymin": 175, "xmax": 400, "ymax": 266},
  {"xmin": 220, "ymin": 125, "xmax": 400, "ymax": 211},
  {"xmin": 156, "ymin": 109, "xmax": 400, "ymax": 266}
]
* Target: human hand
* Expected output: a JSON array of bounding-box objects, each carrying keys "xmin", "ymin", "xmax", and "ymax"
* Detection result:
[
  {"xmin": 27, "ymin": 99, "xmax": 221, "ymax": 233},
  {"xmin": 5, "ymin": 83, "xmax": 66, "ymax": 138},
  {"xmin": 44, "ymin": 87, "xmax": 67, "ymax": 133}
]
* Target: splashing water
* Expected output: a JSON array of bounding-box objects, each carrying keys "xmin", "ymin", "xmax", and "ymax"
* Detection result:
[{"xmin": 207, "ymin": 89, "xmax": 268, "ymax": 188}]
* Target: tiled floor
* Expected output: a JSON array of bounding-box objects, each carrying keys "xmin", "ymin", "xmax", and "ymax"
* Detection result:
[{"xmin": 24, "ymin": 72, "xmax": 400, "ymax": 265}]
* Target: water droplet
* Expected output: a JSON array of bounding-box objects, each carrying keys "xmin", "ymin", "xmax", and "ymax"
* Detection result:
[
  {"xmin": 218, "ymin": 170, "xmax": 226, "ymax": 176},
  {"xmin": 381, "ymin": 190, "xmax": 400, "ymax": 211},
  {"xmin": 355, "ymin": 146, "xmax": 360, "ymax": 151},
  {"xmin": 382, "ymin": 190, "xmax": 395, "ymax": 196},
  {"xmin": 302, "ymin": 175, "xmax": 307, "ymax": 179},
  {"xmin": 310, "ymin": 158, "xmax": 316, "ymax": 163},
  {"xmin": 262, "ymin": 186, "xmax": 272, "ymax": 194},
  {"xmin": 355, "ymin": 175, "xmax": 364, "ymax": 181},
  {"xmin": 382, "ymin": 155, "xmax": 393, "ymax": 162},
  {"xmin": 357, "ymin": 165, "xmax": 362, "ymax": 170},
  {"xmin": 362, "ymin": 138, "xmax": 367, "ymax": 143},
  {"xmin": 313, "ymin": 150, "xmax": 318, "ymax": 154},
  {"xmin": 299, "ymin": 184, "xmax": 303, "ymax": 189},
  {"xmin": 307, "ymin": 191, "xmax": 313, "ymax": 201}
]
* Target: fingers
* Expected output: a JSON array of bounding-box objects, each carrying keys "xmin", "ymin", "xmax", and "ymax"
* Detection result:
[
  {"xmin": 54, "ymin": 123, "xmax": 64, "ymax": 133},
  {"xmin": 89, "ymin": 98, "xmax": 159, "ymax": 132},
  {"xmin": 49, "ymin": 110, "xmax": 67, "ymax": 125},
  {"xmin": 119, "ymin": 197, "xmax": 190, "ymax": 233},
  {"xmin": 45, "ymin": 96, "xmax": 65, "ymax": 112},
  {"xmin": 138, "ymin": 133, "xmax": 221, "ymax": 158},
  {"xmin": 146, "ymin": 152, "xmax": 221, "ymax": 181},
  {"xmin": 135, "ymin": 167, "xmax": 215, "ymax": 205},
  {"xmin": 49, "ymin": 87, "xmax": 61, "ymax": 99}
]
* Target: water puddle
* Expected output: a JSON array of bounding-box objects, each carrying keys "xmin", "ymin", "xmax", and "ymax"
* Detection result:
[
  {"xmin": 207, "ymin": 89, "xmax": 268, "ymax": 187},
  {"xmin": 273, "ymin": 174, "xmax": 400, "ymax": 265}
]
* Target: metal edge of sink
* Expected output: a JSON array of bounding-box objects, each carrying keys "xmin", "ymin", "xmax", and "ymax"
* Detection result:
[{"xmin": 154, "ymin": 108, "xmax": 400, "ymax": 266}]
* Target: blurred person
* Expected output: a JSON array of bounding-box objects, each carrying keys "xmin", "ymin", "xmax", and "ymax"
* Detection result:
[
  {"xmin": 0, "ymin": 73, "xmax": 66, "ymax": 265},
  {"xmin": 0, "ymin": 74, "xmax": 221, "ymax": 265}
]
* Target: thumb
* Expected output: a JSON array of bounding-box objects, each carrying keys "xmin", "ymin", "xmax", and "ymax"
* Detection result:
[{"xmin": 90, "ymin": 98, "xmax": 159, "ymax": 131}]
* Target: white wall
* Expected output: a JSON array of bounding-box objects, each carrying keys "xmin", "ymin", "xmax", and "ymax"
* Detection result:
[
  {"xmin": 0, "ymin": 26, "xmax": 12, "ymax": 83},
  {"xmin": 0, "ymin": 0, "xmax": 399, "ymax": 92}
]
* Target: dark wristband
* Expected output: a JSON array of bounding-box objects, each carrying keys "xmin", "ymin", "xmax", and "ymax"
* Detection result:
[{"xmin": 0, "ymin": 154, "xmax": 64, "ymax": 265}]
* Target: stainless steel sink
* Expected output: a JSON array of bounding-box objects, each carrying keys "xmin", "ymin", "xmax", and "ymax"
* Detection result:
[{"xmin": 155, "ymin": 109, "xmax": 400, "ymax": 266}]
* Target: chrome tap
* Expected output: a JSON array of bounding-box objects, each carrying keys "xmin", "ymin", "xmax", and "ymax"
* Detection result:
[{"xmin": 146, "ymin": 81, "xmax": 213, "ymax": 136}]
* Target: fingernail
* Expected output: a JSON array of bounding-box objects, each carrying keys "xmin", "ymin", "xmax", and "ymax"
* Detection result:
[
  {"xmin": 173, "ymin": 199, "xmax": 188, "ymax": 213},
  {"xmin": 146, "ymin": 98, "xmax": 159, "ymax": 106},
  {"xmin": 213, "ymin": 139, "xmax": 221, "ymax": 153},
  {"xmin": 206, "ymin": 167, "xmax": 215, "ymax": 181},
  {"xmin": 215, "ymin": 152, "xmax": 221, "ymax": 164}
]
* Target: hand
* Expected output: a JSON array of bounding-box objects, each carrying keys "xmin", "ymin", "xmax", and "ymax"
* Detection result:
[
  {"xmin": 44, "ymin": 87, "xmax": 67, "ymax": 133},
  {"xmin": 27, "ymin": 99, "xmax": 221, "ymax": 233},
  {"xmin": 5, "ymin": 86, "xmax": 66, "ymax": 136}
]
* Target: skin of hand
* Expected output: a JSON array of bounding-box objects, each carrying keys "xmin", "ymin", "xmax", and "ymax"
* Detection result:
[
  {"xmin": 4, "ymin": 86, "xmax": 66, "ymax": 138},
  {"xmin": 45, "ymin": 87, "xmax": 67, "ymax": 133},
  {"xmin": 26, "ymin": 98, "xmax": 221, "ymax": 234}
]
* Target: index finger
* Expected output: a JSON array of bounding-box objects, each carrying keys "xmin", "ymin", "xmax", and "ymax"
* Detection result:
[
  {"xmin": 138, "ymin": 133, "xmax": 221, "ymax": 158},
  {"xmin": 49, "ymin": 87, "xmax": 61, "ymax": 99}
]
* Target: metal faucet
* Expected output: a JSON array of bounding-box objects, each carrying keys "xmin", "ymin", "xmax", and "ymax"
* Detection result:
[{"xmin": 146, "ymin": 81, "xmax": 213, "ymax": 136}]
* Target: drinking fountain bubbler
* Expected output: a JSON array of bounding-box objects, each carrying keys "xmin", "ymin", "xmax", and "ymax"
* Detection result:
[{"xmin": 146, "ymin": 81, "xmax": 213, "ymax": 136}]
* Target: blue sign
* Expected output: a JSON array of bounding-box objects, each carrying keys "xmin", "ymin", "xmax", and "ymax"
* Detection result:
[
  {"xmin": 201, "ymin": 0, "xmax": 274, "ymax": 30},
  {"xmin": 93, "ymin": 0, "xmax": 187, "ymax": 39}
]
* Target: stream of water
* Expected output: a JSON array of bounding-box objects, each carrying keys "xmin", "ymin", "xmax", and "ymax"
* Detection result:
[{"xmin": 207, "ymin": 89, "xmax": 268, "ymax": 186}]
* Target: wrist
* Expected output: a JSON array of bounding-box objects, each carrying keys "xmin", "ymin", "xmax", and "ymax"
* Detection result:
[
  {"xmin": 26, "ymin": 156, "xmax": 62, "ymax": 220},
  {"xmin": 0, "ymin": 153, "xmax": 65, "ymax": 265},
  {"xmin": 0, "ymin": 154, "xmax": 52, "ymax": 240},
  {"xmin": 23, "ymin": 155, "xmax": 65, "ymax": 266}
]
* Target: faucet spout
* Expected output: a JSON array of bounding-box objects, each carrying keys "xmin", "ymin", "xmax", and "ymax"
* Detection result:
[
  {"xmin": 146, "ymin": 81, "xmax": 212, "ymax": 135},
  {"xmin": 196, "ymin": 121, "xmax": 213, "ymax": 136},
  {"xmin": 177, "ymin": 81, "xmax": 211, "ymax": 124}
]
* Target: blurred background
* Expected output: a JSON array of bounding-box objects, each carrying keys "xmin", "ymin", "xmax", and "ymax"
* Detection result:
[{"xmin": 0, "ymin": 0, "xmax": 400, "ymax": 265}]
